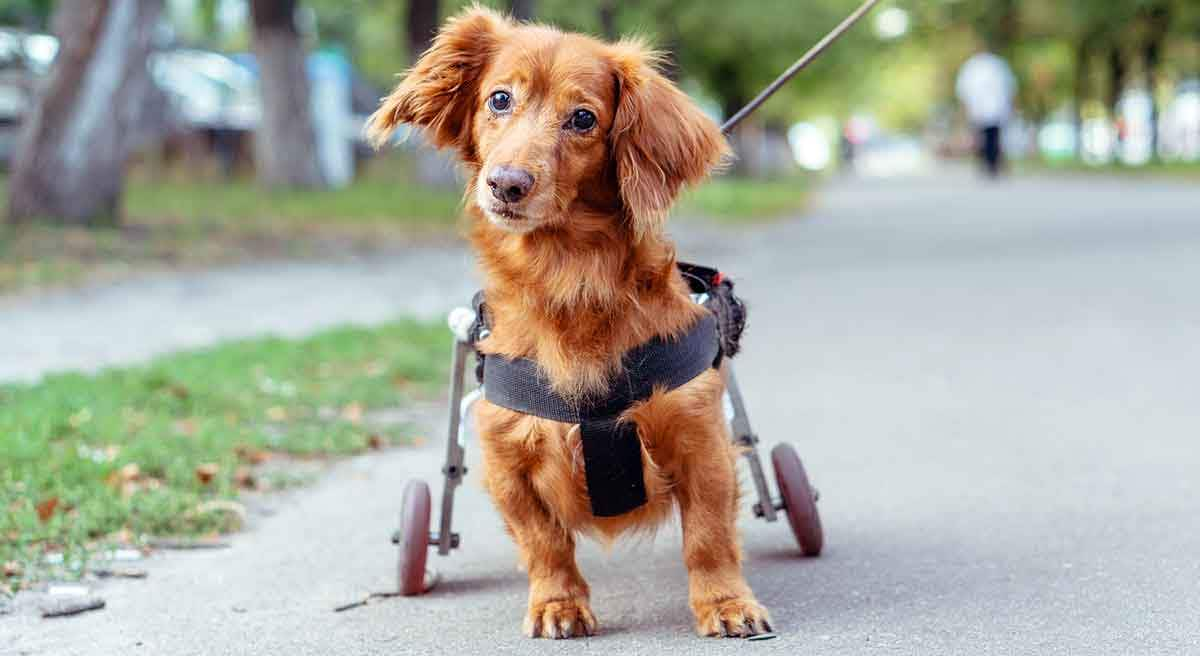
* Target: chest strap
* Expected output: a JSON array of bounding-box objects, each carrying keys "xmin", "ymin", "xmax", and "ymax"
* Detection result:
[{"xmin": 483, "ymin": 313, "xmax": 721, "ymax": 517}]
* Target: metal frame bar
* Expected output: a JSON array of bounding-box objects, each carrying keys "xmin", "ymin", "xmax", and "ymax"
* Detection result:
[
  {"xmin": 433, "ymin": 338, "xmax": 472, "ymax": 555},
  {"xmin": 428, "ymin": 313, "xmax": 782, "ymax": 558},
  {"xmin": 724, "ymin": 363, "xmax": 778, "ymax": 522}
]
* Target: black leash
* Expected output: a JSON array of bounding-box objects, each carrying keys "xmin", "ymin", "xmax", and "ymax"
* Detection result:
[{"xmin": 719, "ymin": 0, "xmax": 883, "ymax": 135}]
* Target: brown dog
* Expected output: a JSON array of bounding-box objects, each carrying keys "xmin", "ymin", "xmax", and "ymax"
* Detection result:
[{"xmin": 367, "ymin": 7, "xmax": 770, "ymax": 639}]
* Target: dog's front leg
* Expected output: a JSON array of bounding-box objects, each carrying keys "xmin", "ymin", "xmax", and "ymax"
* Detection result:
[
  {"xmin": 481, "ymin": 442, "xmax": 597, "ymax": 638},
  {"xmin": 676, "ymin": 435, "xmax": 773, "ymax": 637}
]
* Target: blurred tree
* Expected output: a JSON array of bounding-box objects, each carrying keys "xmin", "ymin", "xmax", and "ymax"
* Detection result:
[
  {"xmin": 0, "ymin": 0, "xmax": 53, "ymax": 30},
  {"xmin": 250, "ymin": 0, "xmax": 325, "ymax": 188},
  {"xmin": 597, "ymin": 0, "xmax": 617, "ymax": 41},
  {"xmin": 7, "ymin": 0, "xmax": 165, "ymax": 226},
  {"xmin": 408, "ymin": 0, "xmax": 439, "ymax": 59},
  {"xmin": 1136, "ymin": 2, "xmax": 1172, "ymax": 159}
]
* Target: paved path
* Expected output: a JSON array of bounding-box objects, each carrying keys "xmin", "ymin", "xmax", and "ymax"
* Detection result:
[
  {"xmin": 0, "ymin": 246, "xmax": 478, "ymax": 383},
  {"xmin": 6, "ymin": 171, "xmax": 1200, "ymax": 655}
]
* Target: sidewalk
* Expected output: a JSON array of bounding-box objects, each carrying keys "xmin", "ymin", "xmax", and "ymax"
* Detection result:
[{"xmin": 0, "ymin": 248, "xmax": 478, "ymax": 383}]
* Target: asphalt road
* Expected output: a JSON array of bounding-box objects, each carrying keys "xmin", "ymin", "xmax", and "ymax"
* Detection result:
[{"xmin": 6, "ymin": 170, "xmax": 1200, "ymax": 655}]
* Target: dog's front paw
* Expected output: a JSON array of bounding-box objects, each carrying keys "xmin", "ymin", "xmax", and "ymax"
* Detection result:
[
  {"xmin": 523, "ymin": 598, "xmax": 599, "ymax": 639},
  {"xmin": 694, "ymin": 597, "xmax": 773, "ymax": 638}
]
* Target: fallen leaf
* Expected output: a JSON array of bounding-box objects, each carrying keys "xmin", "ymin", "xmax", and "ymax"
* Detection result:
[
  {"xmin": 341, "ymin": 402, "xmax": 364, "ymax": 424},
  {"xmin": 36, "ymin": 497, "xmax": 59, "ymax": 522},
  {"xmin": 234, "ymin": 445, "xmax": 271, "ymax": 464},
  {"xmin": 195, "ymin": 463, "xmax": 219, "ymax": 485},
  {"xmin": 234, "ymin": 466, "xmax": 257, "ymax": 490},
  {"xmin": 172, "ymin": 418, "xmax": 198, "ymax": 436},
  {"xmin": 107, "ymin": 463, "xmax": 141, "ymax": 490},
  {"xmin": 266, "ymin": 406, "xmax": 287, "ymax": 422},
  {"xmin": 367, "ymin": 434, "xmax": 385, "ymax": 450},
  {"xmin": 3, "ymin": 561, "xmax": 21, "ymax": 578}
]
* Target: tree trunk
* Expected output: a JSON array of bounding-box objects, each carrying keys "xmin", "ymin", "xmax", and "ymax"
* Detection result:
[
  {"xmin": 509, "ymin": 0, "xmax": 534, "ymax": 21},
  {"xmin": 720, "ymin": 88, "xmax": 755, "ymax": 176},
  {"xmin": 1142, "ymin": 5, "xmax": 1170, "ymax": 162},
  {"xmin": 598, "ymin": 0, "xmax": 617, "ymax": 41},
  {"xmin": 1107, "ymin": 45, "xmax": 1125, "ymax": 119},
  {"xmin": 402, "ymin": 0, "xmax": 456, "ymax": 188},
  {"xmin": 7, "ymin": 0, "xmax": 164, "ymax": 226},
  {"xmin": 1073, "ymin": 34, "xmax": 1094, "ymax": 157},
  {"xmin": 250, "ymin": 0, "xmax": 324, "ymax": 188},
  {"xmin": 406, "ymin": 0, "xmax": 439, "ymax": 61},
  {"xmin": 1143, "ymin": 38, "xmax": 1161, "ymax": 161},
  {"xmin": 1107, "ymin": 44, "xmax": 1125, "ymax": 157}
]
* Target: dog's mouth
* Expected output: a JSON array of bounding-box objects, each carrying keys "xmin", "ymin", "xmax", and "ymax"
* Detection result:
[
  {"xmin": 490, "ymin": 203, "xmax": 525, "ymax": 221},
  {"xmin": 483, "ymin": 201, "xmax": 543, "ymax": 233}
]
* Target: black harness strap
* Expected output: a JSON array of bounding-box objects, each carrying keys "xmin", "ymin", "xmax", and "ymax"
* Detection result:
[{"xmin": 483, "ymin": 313, "xmax": 721, "ymax": 517}]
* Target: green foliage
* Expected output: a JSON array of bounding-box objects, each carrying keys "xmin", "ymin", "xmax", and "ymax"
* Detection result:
[
  {"xmin": 676, "ymin": 176, "xmax": 811, "ymax": 224},
  {"xmin": 0, "ymin": 0, "xmax": 52, "ymax": 29},
  {"xmin": 0, "ymin": 318, "xmax": 448, "ymax": 592}
]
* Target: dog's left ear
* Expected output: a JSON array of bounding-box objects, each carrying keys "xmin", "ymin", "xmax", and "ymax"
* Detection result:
[
  {"xmin": 365, "ymin": 7, "xmax": 509, "ymax": 159},
  {"xmin": 609, "ymin": 42, "xmax": 730, "ymax": 241}
]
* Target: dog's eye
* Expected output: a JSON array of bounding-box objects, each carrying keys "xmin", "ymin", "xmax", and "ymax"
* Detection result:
[
  {"xmin": 568, "ymin": 109, "xmax": 596, "ymax": 132},
  {"xmin": 488, "ymin": 91, "xmax": 512, "ymax": 114}
]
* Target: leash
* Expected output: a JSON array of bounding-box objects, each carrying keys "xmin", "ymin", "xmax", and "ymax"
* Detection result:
[{"xmin": 719, "ymin": 0, "xmax": 884, "ymax": 135}]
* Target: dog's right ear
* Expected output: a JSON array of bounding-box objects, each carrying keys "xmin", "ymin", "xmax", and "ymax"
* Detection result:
[{"xmin": 365, "ymin": 7, "xmax": 508, "ymax": 157}]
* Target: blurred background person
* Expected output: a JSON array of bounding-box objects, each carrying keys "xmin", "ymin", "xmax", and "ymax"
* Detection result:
[{"xmin": 956, "ymin": 48, "xmax": 1016, "ymax": 178}]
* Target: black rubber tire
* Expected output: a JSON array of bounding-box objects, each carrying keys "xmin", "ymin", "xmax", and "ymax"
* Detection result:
[
  {"xmin": 398, "ymin": 480, "xmax": 432, "ymax": 596},
  {"xmin": 770, "ymin": 443, "xmax": 824, "ymax": 557}
]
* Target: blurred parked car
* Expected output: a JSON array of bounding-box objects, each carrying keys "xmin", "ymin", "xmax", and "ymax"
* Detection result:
[{"xmin": 1, "ymin": 28, "xmax": 381, "ymax": 178}]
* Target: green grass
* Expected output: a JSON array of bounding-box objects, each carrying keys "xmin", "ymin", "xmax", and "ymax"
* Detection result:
[
  {"xmin": 0, "ymin": 319, "xmax": 449, "ymax": 593},
  {"xmin": 124, "ymin": 178, "xmax": 462, "ymax": 228},
  {"xmin": 0, "ymin": 154, "xmax": 465, "ymax": 295},
  {"xmin": 677, "ymin": 175, "xmax": 811, "ymax": 224},
  {"xmin": 1018, "ymin": 158, "xmax": 1200, "ymax": 181}
]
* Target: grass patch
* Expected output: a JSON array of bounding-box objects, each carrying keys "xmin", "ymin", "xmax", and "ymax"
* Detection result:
[
  {"xmin": 124, "ymin": 177, "xmax": 461, "ymax": 229},
  {"xmin": 676, "ymin": 175, "xmax": 811, "ymax": 224},
  {"xmin": 0, "ymin": 154, "xmax": 464, "ymax": 295},
  {"xmin": 1018, "ymin": 158, "xmax": 1200, "ymax": 181},
  {"xmin": 0, "ymin": 319, "xmax": 449, "ymax": 593}
]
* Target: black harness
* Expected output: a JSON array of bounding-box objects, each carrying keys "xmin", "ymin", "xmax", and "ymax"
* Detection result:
[{"xmin": 471, "ymin": 263, "xmax": 745, "ymax": 517}]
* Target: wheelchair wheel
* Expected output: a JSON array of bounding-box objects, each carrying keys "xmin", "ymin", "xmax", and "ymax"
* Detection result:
[
  {"xmin": 397, "ymin": 480, "xmax": 432, "ymax": 595},
  {"xmin": 771, "ymin": 443, "xmax": 823, "ymax": 557}
]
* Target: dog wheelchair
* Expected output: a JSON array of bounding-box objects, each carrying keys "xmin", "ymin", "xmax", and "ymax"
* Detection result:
[{"xmin": 391, "ymin": 267, "xmax": 824, "ymax": 595}]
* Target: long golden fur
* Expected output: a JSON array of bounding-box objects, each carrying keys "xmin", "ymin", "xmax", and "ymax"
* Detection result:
[{"xmin": 367, "ymin": 6, "xmax": 770, "ymax": 639}]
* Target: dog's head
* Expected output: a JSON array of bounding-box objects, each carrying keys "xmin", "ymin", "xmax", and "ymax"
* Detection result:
[{"xmin": 367, "ymin": 7, "xmax": 729, "ymax": 240}]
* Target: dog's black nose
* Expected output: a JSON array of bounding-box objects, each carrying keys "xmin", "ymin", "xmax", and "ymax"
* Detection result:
[{"xmin": 486, "ymin": 166, "xmax": 534, "ymax": 203}]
